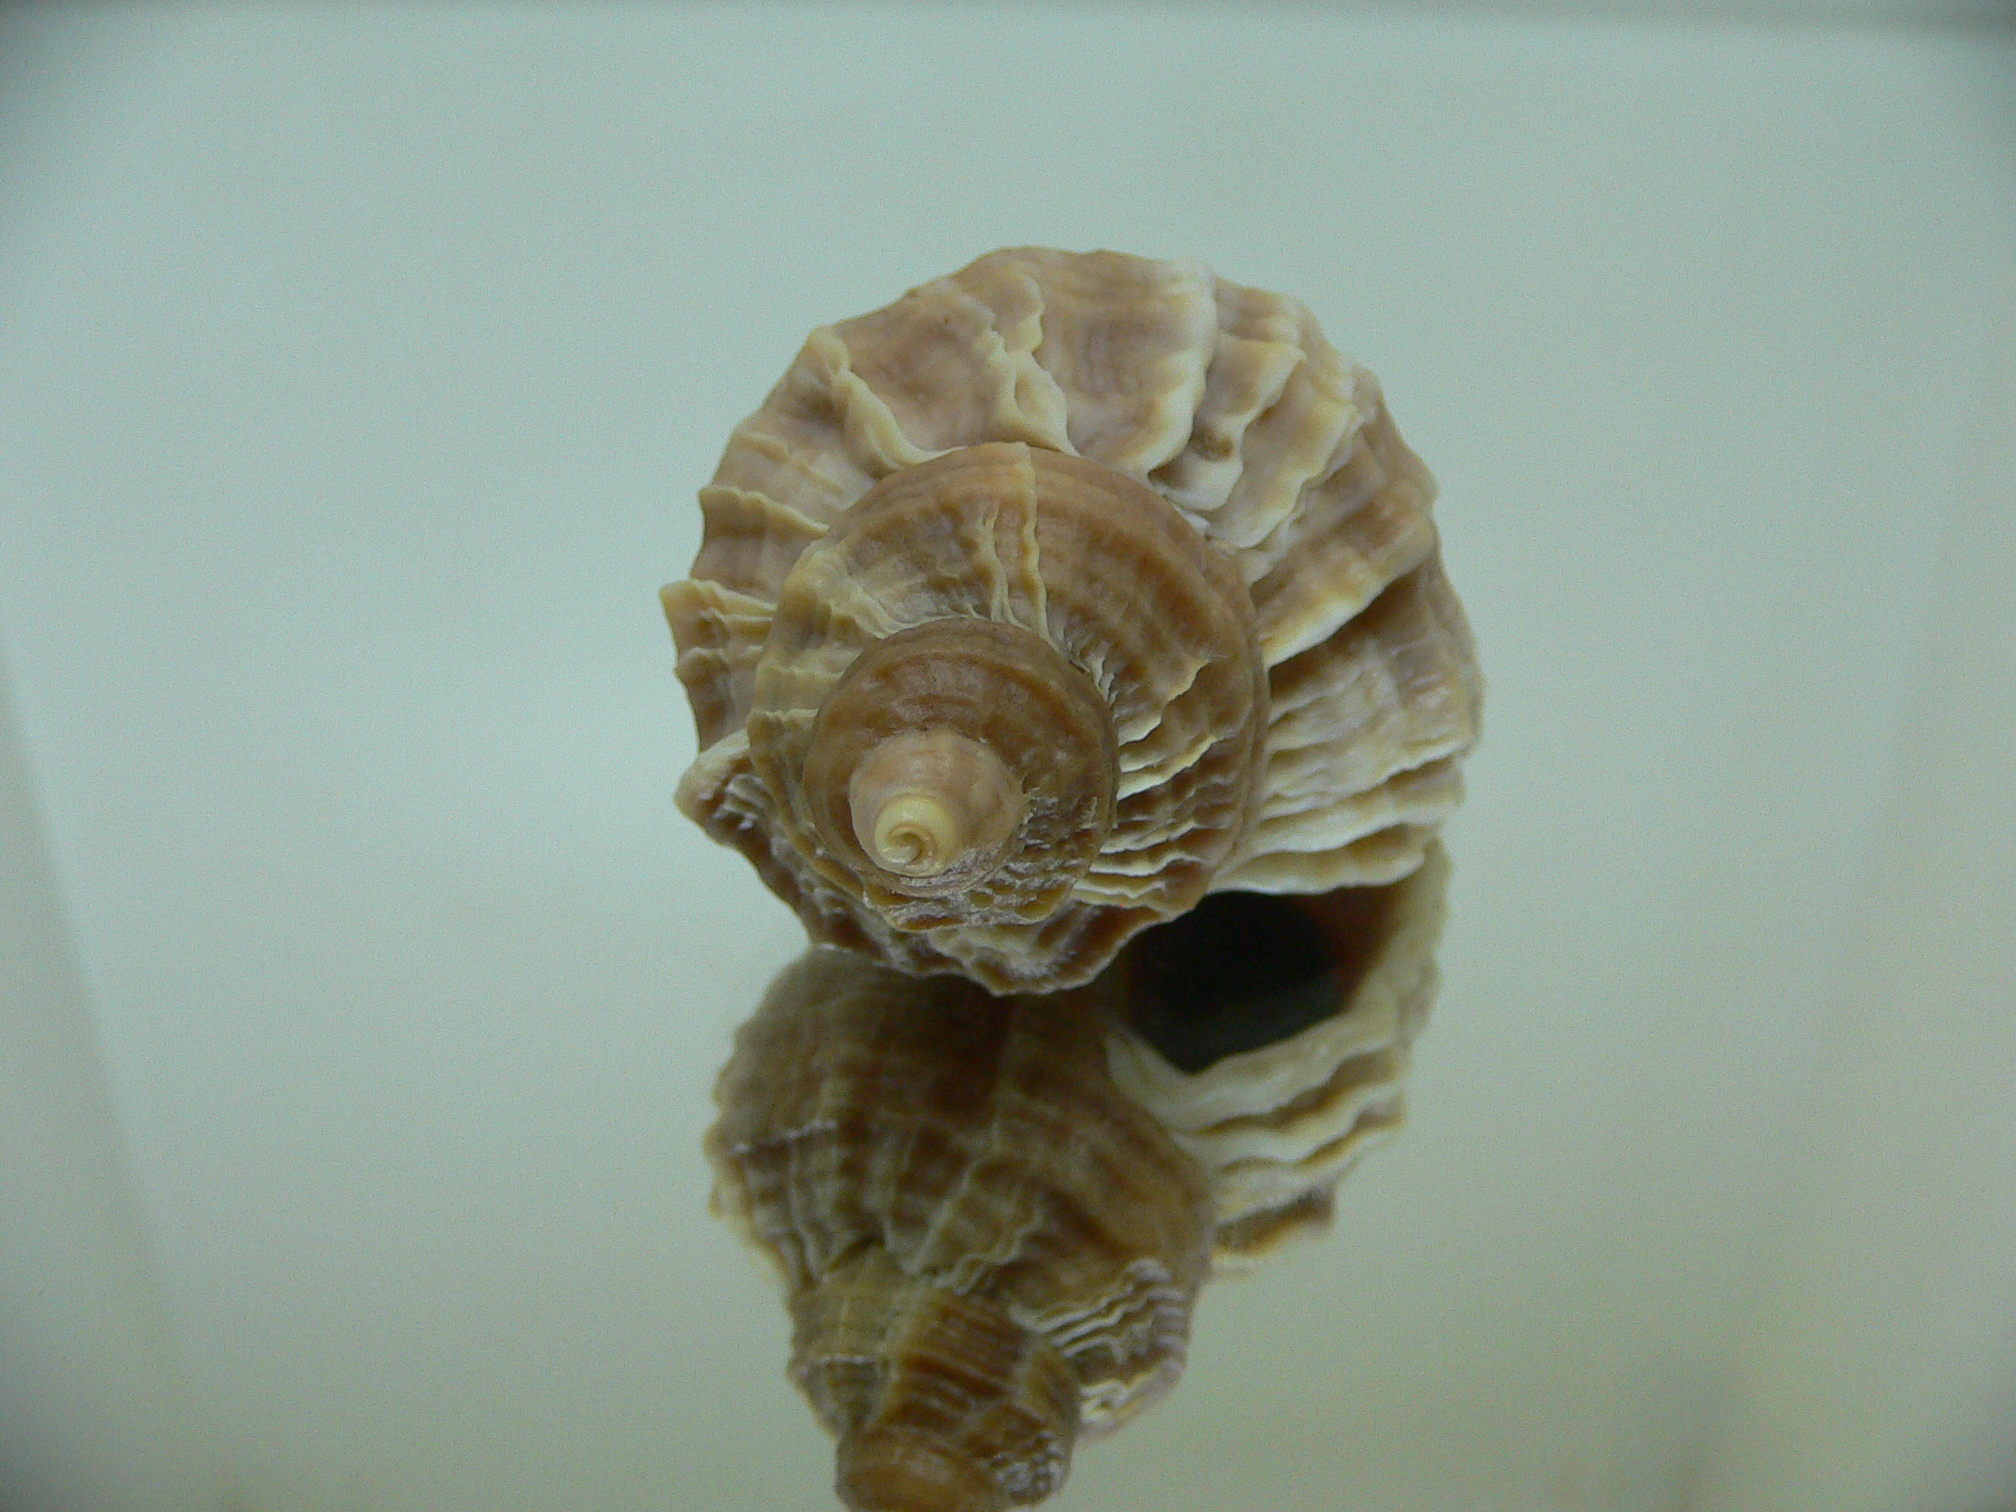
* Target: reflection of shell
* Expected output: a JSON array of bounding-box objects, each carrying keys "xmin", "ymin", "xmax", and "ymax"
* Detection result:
[
  {"xmin": 666, "ymin": 247, "xmax": 1481, "ymax": 992},
  {"xmin": 1102, "ymin": 844, "xmax": 1450, "ymax": 1270},
  {"xmin": 704, "ymin": 851, "xmax": 1453, "ymax": 1508},
  {"xmin": 707, "ymin": 950, "xmax": 1214, "ymax": 1512}
]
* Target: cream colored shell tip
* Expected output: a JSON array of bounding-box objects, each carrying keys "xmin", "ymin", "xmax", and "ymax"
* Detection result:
[{"xmin": 665, "ymin": 247, "xmax": 1481, "ymax": 992}]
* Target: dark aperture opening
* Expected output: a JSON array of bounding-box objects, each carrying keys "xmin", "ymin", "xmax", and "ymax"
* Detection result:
[{"xmin": 1118, "ymin": 883, "xmax": 1400, "ymax": 1074}]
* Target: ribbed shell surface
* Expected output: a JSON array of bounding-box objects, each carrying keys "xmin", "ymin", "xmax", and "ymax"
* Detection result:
[
  {"xmin": 666, "ymin": 246, "xmax": 1481, "ymax": 990},
  {"xmin": 707, "ymin": 949, "xmax": 1214, "ymax": 1508},
  {"xmin": 1104, "ymin": 844, "xmax": 1451, "ymax": 1268}
]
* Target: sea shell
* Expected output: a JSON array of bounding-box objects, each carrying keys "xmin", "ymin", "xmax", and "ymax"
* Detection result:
[
  {"xmin": 705, "ymin": 854, "xmax": 1450, "ymax": 1509},
  {"xmin": 707, "ymin": 949, "xmax": 1215, "ymax": 1512},
  {"xmin": 666, "ymin": 247, "xmax": 1481, "ymax": 992},
  {"xmin": 1101, "ymin": 843, "xmax": 1451, "ymax": 1271}
]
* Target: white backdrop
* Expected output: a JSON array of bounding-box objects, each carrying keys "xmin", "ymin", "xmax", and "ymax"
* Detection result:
[{"xmin": 2, "ymin": 8, "xmax": 2012, "ymax": 1512}]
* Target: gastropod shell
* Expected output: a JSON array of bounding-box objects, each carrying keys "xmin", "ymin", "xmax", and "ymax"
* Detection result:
[{"xmin": 665, "ymin": 248, "xmax": 1480, "ymax": 992}]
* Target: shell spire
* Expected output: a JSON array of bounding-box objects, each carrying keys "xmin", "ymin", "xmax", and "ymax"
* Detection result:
[{"xmin": 665, "ymin": 248, "xmax": 1480, "ymax": 992}]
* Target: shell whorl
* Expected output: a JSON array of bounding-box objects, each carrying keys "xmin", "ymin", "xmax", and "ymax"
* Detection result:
[
  {"xmin": 681, "ymin": 441, "xmax": 1267, "ymax": 990},
  {"xmin": 706, "ymin": 949, "xmax": 1215, "ymax": 1512},
  {"xmin": 793, "ymin": 614, "xmax": 1116, "ymax": 925},
  {"xmin": 666, "ymin": 247, "xmax": 1482, "ymax": 992},
  {"xmin": 842, "ymin": 728, "xmax": 1026, "ymax": 884},
  {"xmin": 1102, "ymin": 842, "xmax": 1452, "ymax": 1269}
]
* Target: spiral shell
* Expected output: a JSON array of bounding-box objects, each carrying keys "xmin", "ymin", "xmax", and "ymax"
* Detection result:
[
  {"xmin": 707, "ymin": 949, "xmax": 1214, "ymax": 1512},
  {"xmin": 704, "ymin": 854, "xmax": 1451, "ymax": 1508},
  {"xmin": 666, "ymin": 246, "xmax": 1481, "ymax": 991}
]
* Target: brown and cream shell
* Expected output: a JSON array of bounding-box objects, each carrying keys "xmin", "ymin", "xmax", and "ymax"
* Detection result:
[
  {"xmin": 705, "ymin": 850, "xmax": 1451, "ymax": 1510},
  {"xmin": 665, "ymin": 247, "xmax": 1480, "ymax": 992},
  {"xmin": 707, "ymin": 949, "xmax": 1215, "ymax": 1512},
  {"xmin": 1100, "ymin": 842, "xmax": 1451, "ymax": 1271}
]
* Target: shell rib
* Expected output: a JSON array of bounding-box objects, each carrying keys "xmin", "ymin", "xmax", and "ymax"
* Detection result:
[
  {"xmin": 666, "ymin": 247, "xmax": 1481, "ymax": 991},
  {"xmin": 1102, "ymin": 843, "xmax": 1452, "ymax": 1269},
  {"xmin": 707, "ymin": 949, "xmax": 1215, "ymax": 1512}
]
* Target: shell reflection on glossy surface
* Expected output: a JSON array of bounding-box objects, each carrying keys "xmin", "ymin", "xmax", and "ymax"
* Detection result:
[
  {"xmin": 707, "ymin": 950, "xmax": 1215, "ymax": 1512},
  {"xmin": 706, "ymin": 852, "xmax": 1451, "ymax": 1509},
  {"xmin": 666, "ymin": 247, "xmax": 1481, "ymax": 991}
]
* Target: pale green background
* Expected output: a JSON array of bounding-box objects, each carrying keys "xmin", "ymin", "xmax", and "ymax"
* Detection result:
[{"xmin": 2, "ymin": 7, "xmax": 2012, "ymax": 1512}]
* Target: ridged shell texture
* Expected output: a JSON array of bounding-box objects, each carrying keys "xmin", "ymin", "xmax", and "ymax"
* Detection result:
[
  {"xmin": 706, "ymin": 848, "xmax": 1452, "ymax": 1510},
  {"xmin": 708, "ymin": 951, "xmax": 1215, "ymax": 1512},
  {"xmin": 667, "ymin": 247, "xmax": 1480, "ymax": 991},
  {"xmin": 1103, "ymin": 844, "xmax": 1450, "ymax": 1270}
]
